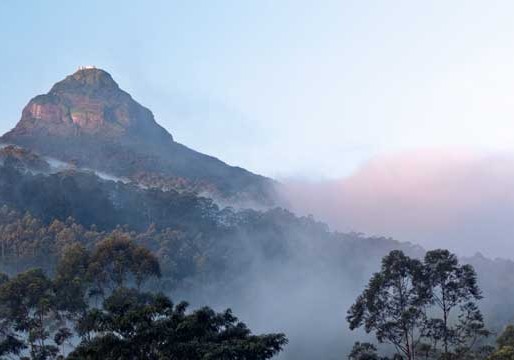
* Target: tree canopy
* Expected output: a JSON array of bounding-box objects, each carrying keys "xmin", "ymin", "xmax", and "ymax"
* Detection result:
[
  {"xmin": 69, "ymin": 288, "xmax": 287, "ymax": 360},
  {"xmin": 348, "ymin": 249, "xmax": 490, "ymax": 360},
  {"xmin": 0, "ymin": 238, "xmax": 287, "ymax": 359}
]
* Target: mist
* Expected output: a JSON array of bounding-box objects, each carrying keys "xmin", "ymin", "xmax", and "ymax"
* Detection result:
[
  {"xmin": 173, "ymin": 244, "xmax": 363, "ymax": 360},
  {"xmin": 279, "ymin": 149, "xmax": 514, "ymax": 259},
  {"xmin": 171, "ymin": 213, "xmax": 428, "ymax": 360}
]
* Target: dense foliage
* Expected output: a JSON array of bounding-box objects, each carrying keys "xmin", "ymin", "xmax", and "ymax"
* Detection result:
[
  {"xmin": 0, "ymin": 238, "xmax": 287, "ymax": 359},
  {"xmin": 69, "ymin": 289, "xmax": 287, "ymax": 360},
  {"xmin": 0, "ymin": 164, "xmax": 222, "ymax": 232}
]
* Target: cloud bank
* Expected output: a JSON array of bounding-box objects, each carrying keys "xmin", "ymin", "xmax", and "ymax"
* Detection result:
[{"xmin": 280, "ymin": 149, "xmax": 514, "ymax": 258}]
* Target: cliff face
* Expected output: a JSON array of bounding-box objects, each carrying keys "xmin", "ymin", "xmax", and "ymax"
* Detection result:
[
  {"xmin": 2, "ymin": 68, "xmax": 275, "ymax": 205},
  {"xmin": 7, "ymin": 68, "xmax": 171, "ymax": 143}
]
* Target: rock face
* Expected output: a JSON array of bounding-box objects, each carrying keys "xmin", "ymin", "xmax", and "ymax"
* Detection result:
[
  {"xmin": 7, "ymin": 68, "xmax": 171, "ymax": 143},
  {"xmin": 2, "ymin": 68, "xmax": 275, "ymax": 205}
]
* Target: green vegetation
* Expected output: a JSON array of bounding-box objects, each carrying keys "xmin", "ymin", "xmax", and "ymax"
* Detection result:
[
  {"xmin": 348, "ymin": 250, "xmax": 491, "ymax": 360},
  {"xmin": 0, "ymin": 206, "xmax": 220, "ymax": 289},
  {"xmin": 0, "ymin": 237, "xmax": 287, "ymax": 359}
]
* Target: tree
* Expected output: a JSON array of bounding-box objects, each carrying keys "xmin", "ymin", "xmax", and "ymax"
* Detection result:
[
  {"xmin": 347, "ymin": 250, "xmax": 430, "ymax": 360},
  {"xmin": 0, "ymin": 269, "xmax": 59, "ymax": 359},
  {"xmin": 54, "ymin": 243, "xmax": 91, "ymax": 316},
  {"xmin": 88, "ymin": 233, "xmax": 161, "ymax": 293},
  {"xmin": 0, "ymin": 272, "xmax": 27, "ymax": 358},
  {"xmin": 130, "ymin": 245, "xmax": 161, "ymax": 289},
  {"xmin": 348, "ymin": 249, "xmax": 489, "ymax": 360},
  {"xmin": 69, "ymin": 288, "xmax": 287, "ymax": 360},
  {"xmin": 424, "ymin": 249, "xmax": 484, "ymax": 357}
]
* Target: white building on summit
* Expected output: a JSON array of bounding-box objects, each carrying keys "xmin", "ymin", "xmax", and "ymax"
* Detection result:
[{"xmin": 77, "ymin": 65, "xmax": 96, "ymax": 70}]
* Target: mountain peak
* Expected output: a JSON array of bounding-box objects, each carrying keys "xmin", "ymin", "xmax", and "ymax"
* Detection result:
[
  {"xmin": 1, "ymin": 67, "xmax": 276, "ymax": 206},
  {"xmin": 50, "ymin": 67, "xmax": 120, "ymax": 94},
  {"xmin": 3, "ymin": 67, "xmax": 169, "ymax": 141}
]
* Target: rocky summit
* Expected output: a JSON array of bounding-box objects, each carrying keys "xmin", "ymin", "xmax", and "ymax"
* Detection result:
[
  {"xmin": 7, "ymin": 67, "xmax": 170, "ymax": 141},
  {"xmin": 1, "ymin": 67, "xmax": 275, "ymax": 205}
]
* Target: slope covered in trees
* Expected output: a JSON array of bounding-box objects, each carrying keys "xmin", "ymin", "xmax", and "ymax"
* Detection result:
[{"xmin": 1, "ymin": 160, "xmax": 514, "ymax": 358}]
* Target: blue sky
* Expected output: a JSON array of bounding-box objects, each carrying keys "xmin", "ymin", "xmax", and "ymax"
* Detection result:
[{"xmin": 2, "ymin": 1, "xmax": 514, "ymax": 179}]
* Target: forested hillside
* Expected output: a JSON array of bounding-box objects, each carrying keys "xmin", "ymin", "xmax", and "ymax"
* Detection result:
[{"xmin": 1, "ymin": 158, "xmax": 514, "ymax": 359}]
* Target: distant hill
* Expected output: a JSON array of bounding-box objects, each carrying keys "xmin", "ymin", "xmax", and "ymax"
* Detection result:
[{"xmin": 1, "ymin": 67, "xmax": 276, "ymax": 206}]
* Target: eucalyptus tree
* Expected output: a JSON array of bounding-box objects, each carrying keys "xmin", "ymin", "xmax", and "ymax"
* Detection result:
[
  {"xmin": 87, "ymin": 233, "xmax": 161, "ymax": 294},
  {"xmin": 0, "ymin": 269, "xmax": 59, "ymax": 359},
  {"xmin": 424, "ymin": 249, "xmax": 487, "ymax": 357},
  {"xmin": 347, "ymin": 250, "xmax": 431, "ymax": 360},
  {"xmin": 348, "ymin": 249, "xmax": 489, "ymax": 360}
]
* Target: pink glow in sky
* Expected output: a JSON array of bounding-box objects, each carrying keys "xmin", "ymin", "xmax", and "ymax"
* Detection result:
[{"xmin": 281, "ymin": 149, "xmax": 514, "ymax": 258}]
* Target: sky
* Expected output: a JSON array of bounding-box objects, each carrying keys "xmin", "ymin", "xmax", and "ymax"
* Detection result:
[{"xmin": 3, "ymin": 1, "xmax": 514, "ymax": 179}]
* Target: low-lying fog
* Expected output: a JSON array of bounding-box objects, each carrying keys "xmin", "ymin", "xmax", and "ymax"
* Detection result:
[{"xmin": 280, "ymin": 149, "xmax": 514, "ymax": 259}]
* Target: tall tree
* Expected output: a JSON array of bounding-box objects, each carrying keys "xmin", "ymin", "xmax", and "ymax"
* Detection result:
[
  {"xmin": 347, "ymin": 250, "xmax": 430, "ymax": 360},
  {"xmin": 0, "ymin": 272, "xmax": 27, "ymax": 358},
  {"xmin": 54, "ymin": 243, "xmax": 91, "ymax": 316},
  {"xmin": 348, "ymin": 249, "xmax": 489, "ymax": 360},
  {"xmin": 424, "ymin": 249, "xmax": 484, "ymax": 357},
  {"xmin": 88, "ymin": 233, "xmax": 161, "ymax": 293},
  {"xmin": 0, "ymin": 269, "xmax": 59, "ymax": 359}
]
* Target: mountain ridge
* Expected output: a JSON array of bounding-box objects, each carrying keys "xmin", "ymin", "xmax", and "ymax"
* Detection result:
[{"xmin": 1, "ymin": 67, "xmax": 276, "ymax": 205}]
